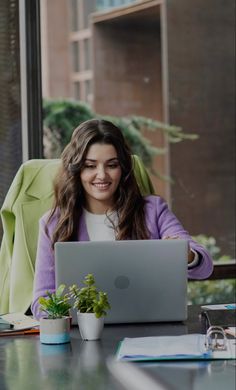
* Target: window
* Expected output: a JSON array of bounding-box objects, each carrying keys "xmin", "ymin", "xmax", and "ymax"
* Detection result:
[{"xmin": 71, "ymin": 41, "xmax": 80, "ymax": 72}]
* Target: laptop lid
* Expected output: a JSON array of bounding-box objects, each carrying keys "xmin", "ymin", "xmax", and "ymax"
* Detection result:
[{"xmin": 55, "ymin": 239, "xmax": 188, "ymax": 324}]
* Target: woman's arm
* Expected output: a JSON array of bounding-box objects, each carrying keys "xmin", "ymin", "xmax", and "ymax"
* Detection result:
[
  {"xmin": 146, "ymin": 196, "xmax": 214, "ymax": 280},
  {"xmin": 31, "ymin": 215, "xmax": 56, "ymax": 320}
]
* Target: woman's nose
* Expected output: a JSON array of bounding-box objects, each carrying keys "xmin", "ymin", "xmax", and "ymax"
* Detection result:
[{"xmin": 96, "ymin": 165, "xmax": 106, "ymax": 179}]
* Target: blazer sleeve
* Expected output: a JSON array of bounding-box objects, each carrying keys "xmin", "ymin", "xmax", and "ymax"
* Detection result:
[
  {"xmin": 31, "ymin": 215, "xmax": 56, "ymax": 320},
  {"xmin": 146, "ymin": 196, "xmax": 214, "ymax": 280}
]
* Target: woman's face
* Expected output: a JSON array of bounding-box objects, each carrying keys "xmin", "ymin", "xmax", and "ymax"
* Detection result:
[{"xmin": 80, "ymin": 142, "xmax": 122, "ymax": 214}]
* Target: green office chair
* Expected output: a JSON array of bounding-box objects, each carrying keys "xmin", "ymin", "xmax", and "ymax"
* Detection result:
[{"xmin": 0, "ymin": 156, "xmax": 155, "ymax": 314}]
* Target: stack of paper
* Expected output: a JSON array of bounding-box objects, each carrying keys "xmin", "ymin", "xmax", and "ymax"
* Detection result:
[{"xmin": 0, "ymin": 313, "xmax": 39, "ymax": 336}]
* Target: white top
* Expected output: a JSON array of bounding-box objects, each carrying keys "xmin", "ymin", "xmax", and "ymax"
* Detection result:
[{"xmin": 84, "ymin": 209, "xmax": 118, "ymax": 241}]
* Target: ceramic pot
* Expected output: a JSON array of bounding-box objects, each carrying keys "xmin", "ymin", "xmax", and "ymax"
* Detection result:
[
  {"xmin": 40, "ymin": 317, "xmax": 70, "ymax": 344},
  {"xmin": 77, "ymin": 312, "xmax": 104, "ymax": 341}
]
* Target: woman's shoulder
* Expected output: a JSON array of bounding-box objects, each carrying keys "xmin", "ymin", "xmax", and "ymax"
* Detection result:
[
  {"xmin": 144, "ymin": 194, "xmax": 167, "ymax": 206},
  {"xmin": 143, "ymin": 195, "xmax": 170, "ymax": 218},
  {"xmin": 39, "ymin": 208, "xmax": 59, "ymax": 228}
]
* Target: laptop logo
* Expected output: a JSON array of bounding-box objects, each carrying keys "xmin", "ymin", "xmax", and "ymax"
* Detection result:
[{"xmin": 114, "ymin": 275, "xmax": 130, "ymax": 289}]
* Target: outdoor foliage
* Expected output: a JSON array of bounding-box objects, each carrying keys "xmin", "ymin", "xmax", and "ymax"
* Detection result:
[
  {"xmin": 43, "ymin": 98, "xmax": 197, "ymax": 176},
  {"xmin": 188, "ymin": 279, "xmax": 235, "ymax": 305},
  {"xmin": 188, "ymin": 235, "xmax": 235, "ymax": 305}
]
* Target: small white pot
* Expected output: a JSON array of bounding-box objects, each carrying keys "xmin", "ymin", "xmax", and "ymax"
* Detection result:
[
  {"xmin": 40, "ymin": 317, "xmax": 70, "ymax": 344},
  {"xmin": 77, "ymin": 312, "xmax": 104, "ymax": 341}
]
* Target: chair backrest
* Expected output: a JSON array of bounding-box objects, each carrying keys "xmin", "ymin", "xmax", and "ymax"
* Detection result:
[{"xmin": 0, "ymin": 156, "xmax": 155, "ymax": 314}]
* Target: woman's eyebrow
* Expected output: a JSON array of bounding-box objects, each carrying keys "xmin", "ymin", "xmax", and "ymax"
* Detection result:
[{"xmin": 84, "ymin": 158, "xmax": 119, "ymax": 162}]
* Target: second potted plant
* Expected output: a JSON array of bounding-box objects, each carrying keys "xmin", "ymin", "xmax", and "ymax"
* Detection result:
[
  {"xmin": 69, "ymin": 274, "xmax": 110, "ymax": 341},
  {"xmin": 39, "ymin": 284, "xmax": 72, "ymax": 344}
]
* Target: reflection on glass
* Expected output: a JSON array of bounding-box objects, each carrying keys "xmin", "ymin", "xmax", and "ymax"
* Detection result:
[
  {"xmin": 39, "ymin": 342, "xmax": 72, "ymax": 376},
  {"xmin": 71, "ymin": 340, "xmax": 113, "ymax": 389},
  {"xmin": 4, "ymin": 339, "xmax": 41, "ymax": 389}
]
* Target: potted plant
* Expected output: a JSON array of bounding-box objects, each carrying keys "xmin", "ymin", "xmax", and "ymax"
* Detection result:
[
  {"xmin": 69, "ymin": 273, "xmax": 110, "ymax": 341},
  {"xmin": 38, "ymin": 284, "xmax": 72, "ymax": 344}
]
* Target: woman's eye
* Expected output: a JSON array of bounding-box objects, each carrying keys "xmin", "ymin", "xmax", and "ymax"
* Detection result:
[
  {"xmin": 84, "ymin": 165, "xmax": 95, "ymax": 169},
  {"xmin": 107, "ymin": 164, "xmax": 119, "ymax": 169}
]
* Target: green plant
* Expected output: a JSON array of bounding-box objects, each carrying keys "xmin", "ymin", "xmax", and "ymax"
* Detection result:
[
  {"xmin": 39, "ymin": 284, "xmax": 72, "ymax": 319},
  {"xmin": 69, "ymin": 274, "xmax": 110, "ymax": 318},
  {"xmin": 43, "ymin": 98, "xmax": 198, "ymax": 177}
]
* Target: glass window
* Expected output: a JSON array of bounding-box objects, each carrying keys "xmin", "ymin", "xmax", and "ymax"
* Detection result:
[
  {"xmin": 96, "ymin": 0, "xmax": 136, "ymax": 10},
  {"xmin": 84, "ymin": 39, "xmax": 91, "ymax": 70},
  {"xmin": 73, "ymin": 81, "xmax": 81, "ymax": 100},
  {"xmin": 71, "ymin": 41, "xmax": 80, "ymax": 72},
  {"xmin": 83, "ymin": 0, "xmax": 96, "ymax": 29},
  {"xmin": 85, "ymin": 79, "xmax": 92, "ymax": 103},
  {"xmin": 70, "ymin": 0, "xmax": 78, "ymax": 31}
]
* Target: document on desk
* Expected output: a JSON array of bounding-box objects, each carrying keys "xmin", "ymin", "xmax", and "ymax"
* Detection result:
[
  {"xmin": 0, "ymin": 312, "xmax": 39, "ymax": 336},
  {"xmin": 116, "ymin": 334, "xmax": 236, "ymax": 362}
]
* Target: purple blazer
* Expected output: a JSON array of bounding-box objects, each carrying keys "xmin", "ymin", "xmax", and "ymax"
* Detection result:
[{"xmin": 31, "ymin": 195, "xmax": 213, "ymax": 319}]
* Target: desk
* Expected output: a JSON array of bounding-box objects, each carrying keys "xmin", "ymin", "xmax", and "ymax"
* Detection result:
[{"xmin": 0, "ymin": 306, "xmax": 235, "ymax": 390}]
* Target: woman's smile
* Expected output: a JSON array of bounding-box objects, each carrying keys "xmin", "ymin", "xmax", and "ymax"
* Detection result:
[{"xmin": 92, "ymin": 181, "xmax": 111, "ymax": 190}]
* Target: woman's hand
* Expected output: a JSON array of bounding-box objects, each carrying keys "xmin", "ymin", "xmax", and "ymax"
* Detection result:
[{"xmin": 162, "ymin": 235, "xmax": 194, "ymax": 264}]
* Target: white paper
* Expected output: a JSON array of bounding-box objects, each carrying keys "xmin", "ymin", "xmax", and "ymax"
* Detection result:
[
  {"xmin": 117, "ymin": 334, "xmax": 208, "ymax": 361},
  {"xmin": 1, "ymin": 312, "xmax": 39, "ymax": 330}
]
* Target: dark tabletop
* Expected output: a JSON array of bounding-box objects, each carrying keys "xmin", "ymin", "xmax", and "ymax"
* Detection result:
[{"xmin": 0, "ymin": 306, "xmax": 235, "ymax": 390}]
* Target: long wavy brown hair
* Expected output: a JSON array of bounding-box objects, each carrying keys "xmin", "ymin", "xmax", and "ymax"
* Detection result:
[{"xmin": 47, "ymin": 119, "xmax": 150, "ymax": 246}]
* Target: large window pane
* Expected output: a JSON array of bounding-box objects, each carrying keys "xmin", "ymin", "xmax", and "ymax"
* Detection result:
[{"xmin": 0, "ymin": 0, "xmax": 22, "ymax": 223}]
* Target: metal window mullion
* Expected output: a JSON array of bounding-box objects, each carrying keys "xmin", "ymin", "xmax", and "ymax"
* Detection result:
[{"xmin": 19, "ymin": 0, "xmax": 43, "ymax": 160}]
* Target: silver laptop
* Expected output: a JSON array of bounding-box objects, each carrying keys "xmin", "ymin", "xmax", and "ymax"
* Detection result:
[{"xmin": 55, "ymin": 239, "xmax": 188, "ymax": 324}]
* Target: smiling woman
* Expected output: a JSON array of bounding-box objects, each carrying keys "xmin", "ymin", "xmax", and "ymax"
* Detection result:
[
  {"xmin": 80, "ymin": 143, "xmax": 122, "ymax": 214},
  {"xmin": 31, "ymin": 118, "xmax": 213, "ymax": 320}
]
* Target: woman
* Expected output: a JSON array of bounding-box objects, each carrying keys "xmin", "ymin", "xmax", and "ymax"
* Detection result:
[{"xmin": 31, "ymin": 119, "xmax": 213, "ymax": 319}]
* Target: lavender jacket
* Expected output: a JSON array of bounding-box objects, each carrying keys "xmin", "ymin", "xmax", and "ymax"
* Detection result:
[{"xmin": 31, "ymin": 195, "xmax": 213, "ymax": 319}]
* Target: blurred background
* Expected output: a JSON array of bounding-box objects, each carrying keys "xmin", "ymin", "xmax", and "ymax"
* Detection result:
[{"xmin": 0, "ymin": 0, "xmax": 235, "ymax": 304}]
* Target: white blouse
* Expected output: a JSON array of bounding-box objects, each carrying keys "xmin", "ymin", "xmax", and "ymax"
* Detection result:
[{"xmin": 84, "ymin": 209, "xmax": 118, "ymax": 241}]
